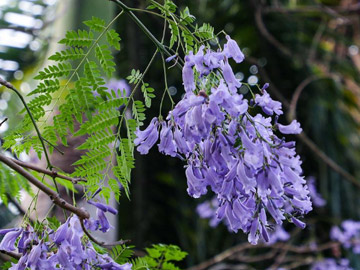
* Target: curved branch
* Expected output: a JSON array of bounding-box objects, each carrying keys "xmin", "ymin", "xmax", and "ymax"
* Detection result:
[
  {"xmin": 253, "ymin": 4, "xmax": 292, "ymax": 57},
  {"xmin": 11, "ymin": 158, "xmax": 87, "ymax": 184},
  {"xmin": 0, "ymin": 154, "xmax": 89, "ymax": 219},
  {"xmin": 296, "ymin": 132, "xmax": 360, "ymax": 189}
]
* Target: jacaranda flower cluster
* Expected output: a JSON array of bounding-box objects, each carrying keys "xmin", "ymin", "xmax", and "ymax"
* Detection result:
[
  {"xmin": 310, "ymin": 258, "xmax": 353, "ymax": 270},
  {"xmin": 0, "ymin": 201, "xmax": 131, "ymax": 270},
  {"xmin": 135, "ymin": 36, "xmax": 312, "ymax": 244},
  {"xmin": 331, "ymin": 220, "xmax": 360, "ymax": 254}
]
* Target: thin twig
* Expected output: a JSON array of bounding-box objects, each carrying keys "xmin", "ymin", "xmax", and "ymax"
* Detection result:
[
  {"xmin": 79, "ymin": 218, "xmax": 129, "ymax": 248},
  {"xmin": 0, "ymin": 153, "xmax": 89, "ymax": 219},
  {"xmin": 11, "ymin": 158, "xmax": 87, "ymax": 184},
  {"xmin": 0, "ymin": 78, "xmax": 52, "ymax": 170}
]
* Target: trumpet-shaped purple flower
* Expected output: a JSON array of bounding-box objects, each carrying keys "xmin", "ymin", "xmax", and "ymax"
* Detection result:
[
  {"xmin": 278, "ymin": 120, "xmax": 302, "ymax": 134},
  {"xmin": 134, "ymin": 117, "xmax": 159, "ymax": 155},
  {"xmin": 0, "ymin": 229, "xmax": 23, "ymax": 251},
  {"xmin": 224, "ymin": 35, "xmax": 245, "ymax": 63}
]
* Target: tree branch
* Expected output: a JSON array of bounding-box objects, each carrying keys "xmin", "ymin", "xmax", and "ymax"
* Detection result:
[
  {"xmin": 0, "ymin": 250, "xmax": 21, "ymax": 260},
  {"xmin": 11, "ymin": 158, "xmax": 87, "ymax": 184},
  {"xmin": 0, "ymin": 153, "xmax": 89, "ymax": 219}
]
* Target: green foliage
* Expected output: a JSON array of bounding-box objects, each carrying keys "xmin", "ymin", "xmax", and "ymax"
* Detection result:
[
  {"xmin": 143, "ymin": 244, "xmax": 187, "ymax": 270},
  {"xmin": 107, "ymin": 29, "xmax": 121, "ymax": 50},
  {"xmin": 0, "ymin": 163, "xmax": 33, "ymax": 205},
  {"xmin": 59, "ymin": 29, "xmax": 94, "ymax": 47},
  {"xmin": 111, "ymin": 245, "xmax": 135, "ymax": 264},
  {"xmin": 141, "ymin": 83, "xmax": 156, "ymax": 108}
]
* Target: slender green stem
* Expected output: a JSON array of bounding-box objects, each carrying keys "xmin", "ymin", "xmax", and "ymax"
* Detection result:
[
  {"xmin": 110, "ymin": 0, "xmax": 183, "ymax": 68},
  {"xmin": 99, "ymin": 49, "xmax": 159, "ymax": 186}
]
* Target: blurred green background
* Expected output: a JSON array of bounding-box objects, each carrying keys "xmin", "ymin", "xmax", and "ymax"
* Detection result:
[{"xmin": 1, "ymin": 0, "xmax": 360, "ymax": 269}]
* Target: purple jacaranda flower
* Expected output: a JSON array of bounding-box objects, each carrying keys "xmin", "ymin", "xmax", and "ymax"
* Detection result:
[
  {"xmin": 182, "ymin": 56, "xmax": 196, "ymax": 92},
  {"xmin": 9, "ymin": 253, "xmax": 28, "ymax": 270},
  {"xmin": 173, "ymin": 127, "xmax": 190, "ymax": 155},
  {"xmin": 291, "ymin": 216, "xmax": 306, "ymax": 229},
  {"xmin": 307, "ymin": 177, "xmax": 326, "ymax": 207},
  {"xmin": 255, "ymin": 90, "xmax": 283, "ymax": 115},
  {"xmin": 185, "ymin": 164, "xmax": 207, "ymax": 198},
  {"xmin": 88, "ymin": 200, "xmax": 118, "ymax": 215},
  {"xmin": 248, "ymin": 217, "xmax": 259, "ymax": 245},
  {"xmin": 220, "ymin": 60, "xmax": 241, "ymax": 94},
  {"xmin": 278, "ymin": 120, "xmax": 302, "ymax": 134},
  {"xmin": 53, "ymin": 219, "xmax": 69, "ymax": 245},
  {"xmin": 158, "ymin": 122, "xmax": 177, "ymax": 157},
  {"xmin": 224, "ymin": 35, "xmax": 245, "ymax": 63},
  {"xmin": 0, "ymin": 228, "xmax": 18, "ymax": 235},
  {"xmin": 0, "ymin": 228, "xmax": 23, "ymax": 251},
  {"xmin": 134, "ymin": 117, "xmax": 159, "ymax": 155},
  {"xmin": 27, "ymin": 243, "xmax": 42, "ymax": 269},
  {"xmin": 97, "ymin": 209, "xmax": 112, "ymax": 233}
]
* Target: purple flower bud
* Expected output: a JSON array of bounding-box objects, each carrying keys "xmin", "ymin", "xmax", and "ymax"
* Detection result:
[
  {"xmin": 88, "ymin": 200, "xmax": 118, "ymax": 215},
  {"xmin": 262, "ymin": 83, "xmax": 269, "ymax": 90},
  {"xmin": 291, "ymin": 216, "xmax": 306, "ymax": 229},
  {"xmin": 166, "ymin": 55, "xmax": 177, "ymax": 62}
]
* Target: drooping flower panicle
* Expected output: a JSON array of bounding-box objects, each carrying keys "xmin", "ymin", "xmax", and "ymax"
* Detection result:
[{"xmin": 134, "ymin": 36, "xmax": 312, "ymax": 244}]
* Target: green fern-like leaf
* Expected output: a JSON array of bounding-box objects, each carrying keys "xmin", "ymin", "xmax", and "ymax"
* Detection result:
[
  {"xmin": 59, "ymin": 29, "xmax": 94, "ymax": 47},
  {"xmin": 34, "ymin": 63, "xmax": 72, "ymax": 80},
  {"xmin": 169, "ymin": 21, "xmax": 179, "ymax": 49},
  {"xmin": 95, "ymin": 44, "xmax": 116, "ymax": 78},
  {"xmin": 111, "ymin": 245, "xmax": 135, "ymax": 264},
  {"xmin": 48, "ymin": 48, "xmax": 86, "ymax": 62},
  {"xmin": 195, "ymin": 23, "xmax": 215, "ymax": 39},
  {"xmin": 132, "ymin": 100, "xmax": 146, "ymax": 126},
  {"xmin": 106, "ymin": 29, "xmax": 121, "ymax": 50},
  {"xmin": 141, "ymin": 83, "xmax": 155, "ymax": 108},
  {"xmin": 75, "ymin": 110, "xmax": 120, "ymax": 136},
  {"xmin": 28, "ymin": 79, "xmax": 60, "ymax": 95},
  {"xmin": 84, "ymin": 16, "xmax": 106, "ymax": 32},
  {"xmin": 126, "ymin": 69, "xmax": 142, "ymax": 84},
  {"xmin": 77, "ymin": 128, "xmax": 115, "ymax": 150}
]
